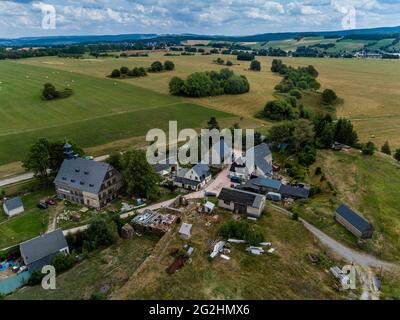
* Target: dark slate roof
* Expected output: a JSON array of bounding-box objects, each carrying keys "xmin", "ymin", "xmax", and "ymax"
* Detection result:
[
  {"xmin": 3, "ymin": 197, "xmax": 23, "ymax": 211},
  {"xmin": 335, "ymin": 204, "xmax": 373, "ymax": 233},
  {"xmin": 279, "ymin": 185, "xmax": 310, "ymax": 199},
  {"xmin": 174, "ymin": 176, "xmax": 201, "ymax": 187},
  {"xmin": 152, "ymin": 163, "xmax": 172, "ymax": 173},
  {"xmin": 218, "ymin": 188, "xmax": 264, "ymax": 209},
  {"xmin": 20, "ymin": 229, "xmax": 68, "ymax": 267},
  {"xmin": 247, "ymin": 177, "xmax": 282, "ymax": 190},
  {"xmin": 54, "ymin": 158, "xmax": 111, "ymax": 194},
  {"xmin": 253, "ymin": 143, "xmax": 273, "ymax": 174},
  {"xmin": 192, "ymin": 163, "xmax": 211, "ymax": 178}
]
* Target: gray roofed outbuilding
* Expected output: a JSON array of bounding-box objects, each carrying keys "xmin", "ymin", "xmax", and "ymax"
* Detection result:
[
  {"xmin": 20, "ymin": 229, "xmax": 69, "ymax": 270},
  {"xmin": 218, "ymin": 188, "xmax": 264, "ymax": 209},
  {"xmin": 3, "ymin": 197, "xmax": 23, "ymax": 212},
  {"xmin": 335, "ymin": 204, "xmax": 374, "ymax": 239}
]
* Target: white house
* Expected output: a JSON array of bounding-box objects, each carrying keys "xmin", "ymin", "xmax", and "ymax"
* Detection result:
[
  {"xmin": 3, "ymin": 197, "xmax": 24, "ymax": 217},
  {"xmin": 173, "ymin": 163, "xmax": 211, "ymax": 191}
]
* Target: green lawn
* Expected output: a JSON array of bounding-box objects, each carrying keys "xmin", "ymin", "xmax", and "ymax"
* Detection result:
[
  {"xmin": 0, "ymin": 61, "xmax": 235, "ymax": 165},
  {"xmin": 293, "ymin": 149, "xmax": 400, "ymax": 261},
  {"xmin": 0, "ymin": 186, "xmax": 54, "ymax": 249}
]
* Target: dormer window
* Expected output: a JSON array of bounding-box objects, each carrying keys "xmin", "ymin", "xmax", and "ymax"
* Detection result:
[
  {"xmin": 62, "ymin": 177, "xmax": 67, "ymax": 180},
  {"xmin": 75, "ymin": 169, "xmax": 80, "ymax": 173},
  {"xmin": 89, "ymin": 183, "xmax": 94, "ymax": 187},
  {"xmin": 80, "ymin": 181, "xmax": 85, "ymax": 185},
  {"xmin": 71, "ymin": 179, "xmax": 75, "ymax": 183},
  {"xmin": 84, "ymin": 171, "xmax": 89, "ymax": 175}
]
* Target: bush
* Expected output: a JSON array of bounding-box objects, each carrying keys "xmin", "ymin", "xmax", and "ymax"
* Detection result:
[
  {"xmin": 163, "ymin": 60, "xmax": 175, "ymax": 71},
  {"xmin": 169, "ymin": 76, "xmax": 185, "ymax": 96},
  {"xmin": 120, "ymin": 66, "xmax": 129, "ymax": 75},
  {"xmin": 237, "ymin": 52, "xmax": 254, "ymax": 61},
  {"xmin": 291, "ymin": 212, "xmax": 299, "ymax": 221},
  {"xmin": 289, "ymin": 89, "xmax": 302, "ymax": 99},
  {"xmin": 218, "ymin": 220, "xmax": 264, "ymax": 245},
  {"xmin": 52, "ymin": 252, "xmax": 76, "ymax": 273},
  {"xmin": 263, "ymin": 99, "xmax": 297, "ymax": 121},
  {"xmin": 27, "ymin": 270, "xmax": 44, "ymax": 286},
  {"xmin": 314, "ymin": 167, "xmax": 322, "ymax": 176},
  {"xmin": 149, "ymin": 61, "xmax": 163, "ymax": 72},
  {"xmin": 322, "ymin": 89, "xmax": 338, "ymax": 105},
  {"xmin": 42, "ymin": 83, "xmax": 73, "ymax": 100},
  {"xmin": 83, "ymin": 218, "xmax": 118, "ymax": 251},
  {"xmin": 362, "ymin": 141, "xmax": 375, "ymax": 155},
  {"xmin": 250, "ymin": 60, "xmax": 261, "ymax": 71},
  {"xmin": 226, "ymin": 60, "xmax": 233, "ymax": 66},
  {"xmin": 110, "ymin": 69, "xmax": 121, "ymax": 78},
  {"xmin": 381, "ymin": 141, "xmax": 391, "ymax": 155}
]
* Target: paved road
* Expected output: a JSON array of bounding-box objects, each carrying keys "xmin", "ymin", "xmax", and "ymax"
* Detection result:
[
  {"xmin": 270, "ymin": 204, "xmax": 397, "ymax": 271},
  {"xmin": 0, "ymin": 155, "xmax": 110, "ymax": 188}
]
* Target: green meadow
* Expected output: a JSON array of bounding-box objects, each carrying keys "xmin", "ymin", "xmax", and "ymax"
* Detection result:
[{"xmin": 0, "ymin": 61, "xmax": 235, "ymax": 165}]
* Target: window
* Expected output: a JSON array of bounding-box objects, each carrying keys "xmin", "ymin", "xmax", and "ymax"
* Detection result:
[{"xmin": 224, "ymin": 200, "xmax": 231, "ymax": 205}]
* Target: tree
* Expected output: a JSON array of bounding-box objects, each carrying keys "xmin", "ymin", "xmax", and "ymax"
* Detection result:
[
  {"xmin": 362, "ymin": 141, "xmax": 375, "ymax": 155},
  {"xmin": 52, "ymin": 252, "xmax": 76, "ymax": 273},
  {"xmin": 223, "ymin": 75, "xmax": 250, "ymax": 94},
  {"xmin": 110, "ymin": 69, "xmax": 121, "ymax": 78},
  {"xmin": 318, "ymin": 124, "xmax": 334, "ymax": 148},
  {"xmin": 84, "ymin": 218, "xmax": 117, "ymax": 251},
  {"xmin": 107, "ymin": 153, "xmax": 122, "ymax": 171},
  {"xmin": 263, "ymin": 99, "xmax": 297, "ymax": 121},
  {"xmin": 250, "ymin": 60, "xmax": 261, "ymax": 71},
  {"xmin": 267, "ymin": 122, "xmax": 294, "ymax": 146},
  {"xmin": 334, "ymin": 118, "xmax": 358, "ymax": 147},
  {"xmin": 207, "ymin": 117, "xmax": 220, "ymax": 130},
  {"xmin": 289, "ymin": 89, "xmax": 302, "ymax": 99},
  {"xmin": 292, "ymin": 119, "xmax": 315, "ymax": 152},
  {"xmin": 237, "ymin": 52, "xmax": 254, "ymax": 61},
  {"xmin": 169, "ymin": 76, "xmax": 185, "ymax": 96},
  {"xmin": 322, "ymin": 89, "xmax": 338, "ymax": 105},
  {"xmin": 23, "ymin": 138, "xmax": 51, "ymax": 177},
  {"xmin": 120, "ymin": 150, "xmax": 161, "ymax": 200},
  {"xmin": 120, "ymin": 66, "xmax": 129, "ymax": 75},
  {"xmin": 394, "ymin": 149, "xmax": 400, "ymax": 162},
  {"xmin": 381, "ymin": 141, "xmax": 391, "ymax": 155},
  {"xmin": 42, "ymin": 83, "xmax": 59, "ymax": 100},
  {"xmin": 149, "ymin": 61, "xmax": 163, "ymax": 72},
  {"xmin": 184, "ymin": 72, "xmax": 217, "ymax": 97},
  {"xmin": 164, "ymin": 60, "xmax": 175, "ymax": 71},
  {"xmin": 23, "ymin": 138, "xmax": 83, "ymax": 177},
  {"xmin": 226, "ymin": 60, "xmax": 233, "ymax": 66}
]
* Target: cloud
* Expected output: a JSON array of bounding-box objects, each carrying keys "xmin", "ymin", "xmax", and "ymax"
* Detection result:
[{"xmin": 0, "ymin": 0, "xmax": 399, "ymax": 37}]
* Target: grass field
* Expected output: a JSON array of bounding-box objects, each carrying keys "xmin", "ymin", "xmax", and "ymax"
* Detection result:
[
  {"xmin": 111, "ymin": 209, "xmax": 346, "ymax": 300},
  {"xmin": 7, "ymin": 235, "xmax": 160, "ymax": 300},
  {"xmin": 17, "ymin": 53, "xmax": 400, "ymax": 149},
  {"xmin": 264, "ymin": 37, "xmax": 339, "ymax": 51},
  {"xmin": 292, "ymin": 149, "xmax": 400, "ymax": 262},
  {"xmin": 0, "ymin": 60, "xmax": 242, "ymax": 166},
  {"xmin": 0, "ymin": 182, "xmax": 54, "ymax": 249}
]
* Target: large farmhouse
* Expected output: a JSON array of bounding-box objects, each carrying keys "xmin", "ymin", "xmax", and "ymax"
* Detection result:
[{"xmin": 54, "ymin": 144, "xmax": 123, "ymax": 209}]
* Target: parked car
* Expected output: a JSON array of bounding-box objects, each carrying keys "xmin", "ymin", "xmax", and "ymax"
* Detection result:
[
  {"xmin": 205, "ymin": 191, "xmax": 217, "ymax": 197},
  {"xmin": 45, "ymin": 199, "xmax": 56, "ymax": 205},
  {"xmin": 37, "ymin": 202, "xmax": 48, "ymax": 209}
]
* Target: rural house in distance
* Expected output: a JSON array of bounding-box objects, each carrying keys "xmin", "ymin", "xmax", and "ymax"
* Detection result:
[
  {"xmin": 54, "ymin": 143, "xmax": 123, "ymax": 209},
  {"xmin": 173, "ymin": 163, "xmax": 211, "ymax": 191}
]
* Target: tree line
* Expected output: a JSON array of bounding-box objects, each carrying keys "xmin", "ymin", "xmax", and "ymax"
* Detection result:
[
  {"xmin": 110, "ymin": 60, "xmax": 175, "ymax": 78},
  {"xmin": 169, "ymin": 68, "xmax": 250, "ymax": 97}
]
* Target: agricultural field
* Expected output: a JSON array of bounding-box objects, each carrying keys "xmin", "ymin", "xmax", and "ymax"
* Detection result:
[
  {"xmin": 293, "ymin": 149, "xmax": 400, "ymax": 262},
  {"xmin": 263, "ymin": 36, "xmax": 339, "ymax": 51},
  {"xmin": 18, "ymin": 53, "xmax": 400, "ymax": 149},
  {"xmin": 111, "ymin": 209, "xmax": 347, "ymax": 300},
  {"xmin": 0, "ymin": 60, "xmax": 241, "ymax": 167}
]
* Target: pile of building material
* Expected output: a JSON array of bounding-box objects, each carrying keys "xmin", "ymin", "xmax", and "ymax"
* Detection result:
[
  {"xmin": 330, "ymin": 266, "xmax": 351, "ymax": 287},
  {"xmin": 210, "ymin": 241, "xmax": 227, "ymax": 258},
  {"xmin": 121, "ymin": 202, "xmax": 133, "ymax": 212},
  {"xmin": 131, "ymin": 209, "xmax": 177, "ymax": 234},
  {"xmin": 246, "ymin": 246, "xmax": 264, "ymax": 255}
]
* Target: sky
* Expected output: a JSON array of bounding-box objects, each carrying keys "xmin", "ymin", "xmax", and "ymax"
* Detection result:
[{"xmin": 0, "ymin": 0, "xmax": 399, "ymax": 38}]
